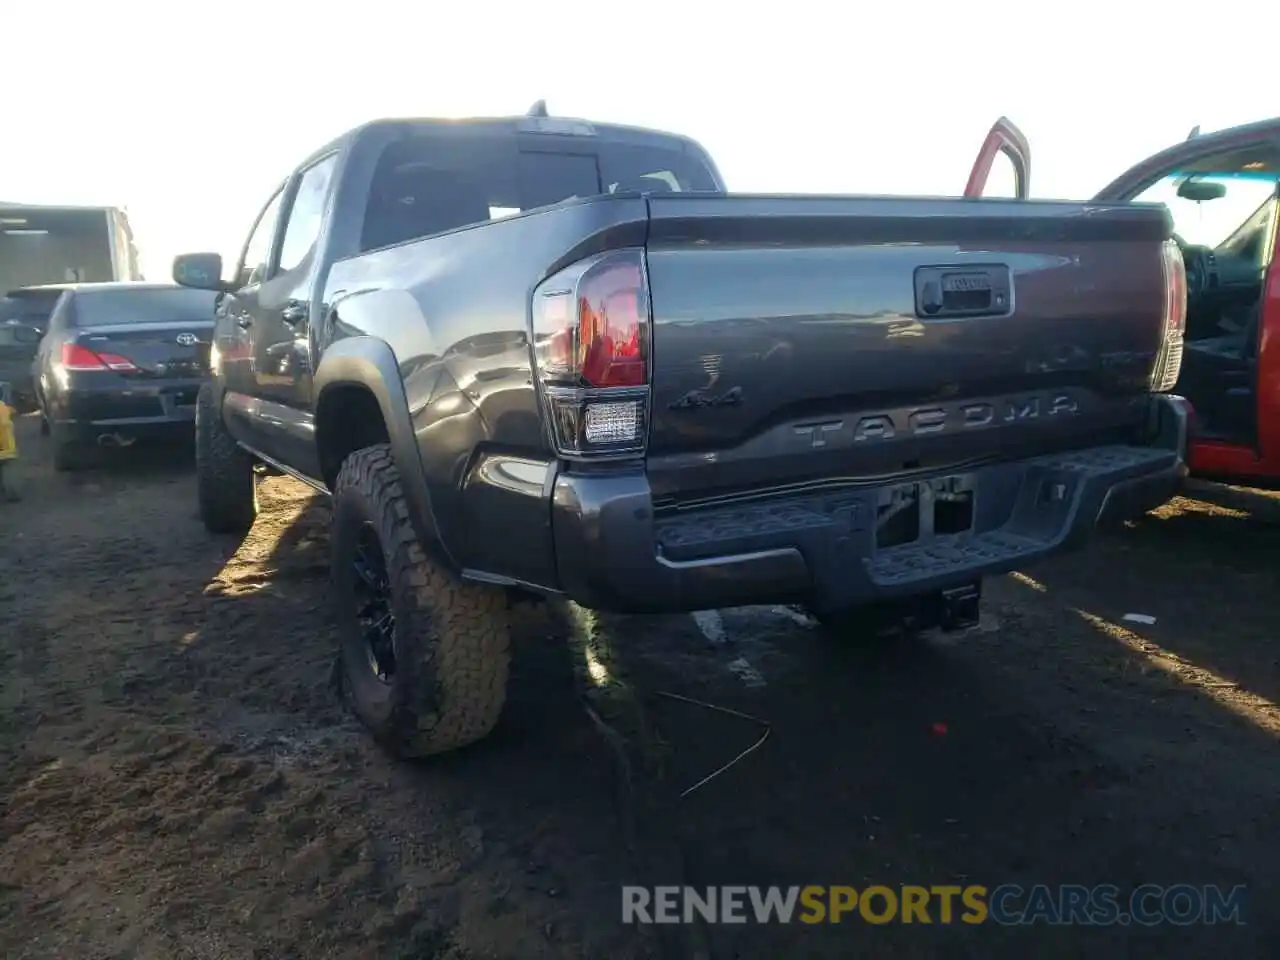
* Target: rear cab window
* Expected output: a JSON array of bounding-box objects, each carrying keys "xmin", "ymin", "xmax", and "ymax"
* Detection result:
[
  {"xmin": 359, "ymin": 124, "xmax": 720, "ymax": 252},
  {"xmin": 70, "ymin": 288, "xmax": 219, "ymax": 327}
]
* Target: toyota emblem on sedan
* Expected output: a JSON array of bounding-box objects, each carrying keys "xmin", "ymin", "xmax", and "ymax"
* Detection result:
[{"xmin": 175, "ymin": 333, "xmax": 198, "ymax": 346}]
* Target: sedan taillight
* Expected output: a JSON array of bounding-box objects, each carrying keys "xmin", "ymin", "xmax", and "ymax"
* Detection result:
[{"xmin": 60, "ymin": 342, "xmax": 139, "ymax": 373}]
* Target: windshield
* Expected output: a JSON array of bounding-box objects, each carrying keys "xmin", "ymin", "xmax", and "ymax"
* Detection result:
[
  {"xmin": 1132, "ymin": 171, "xmax": 1279, "ymax": 248},
  {"xmin": 72, "ymin": 288, "xmax": 218, "ymax": 327}
]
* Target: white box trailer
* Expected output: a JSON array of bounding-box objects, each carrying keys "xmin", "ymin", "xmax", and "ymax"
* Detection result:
[{"xmin": 0, "ymin": 203, "xmax": 142, "ymax": 290}]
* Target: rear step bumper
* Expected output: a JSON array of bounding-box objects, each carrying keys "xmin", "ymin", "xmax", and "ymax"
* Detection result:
[{"xmin": 551, "ymin": 395, "xmax": 1190, "ymax": 615}]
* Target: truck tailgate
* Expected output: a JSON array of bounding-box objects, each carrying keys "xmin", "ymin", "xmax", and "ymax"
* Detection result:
[{"xmin": 642, "ymin": 195, "xmax": 1173, "ymax": 500}]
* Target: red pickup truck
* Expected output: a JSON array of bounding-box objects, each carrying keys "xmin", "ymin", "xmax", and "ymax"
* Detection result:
[{"xmin": 966, "ymin": 116, "xmax": 1280, "ymax": 486}]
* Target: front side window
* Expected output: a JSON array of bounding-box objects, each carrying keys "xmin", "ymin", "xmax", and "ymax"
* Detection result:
[
  {"xmin": 237, "ymin": 187, "xmax": 285, "ymax": 288},
  {"xmin": 278, "ymin": 154, "xmax": 338, "ymax": 273}
]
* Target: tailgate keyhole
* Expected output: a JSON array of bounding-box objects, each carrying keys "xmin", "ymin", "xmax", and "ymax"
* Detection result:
[{"xmin": 921, "ymin": 281, "xmax": 942, "ymax": 316}]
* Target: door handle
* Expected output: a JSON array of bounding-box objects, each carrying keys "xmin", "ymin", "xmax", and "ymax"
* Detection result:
[{"xmin": 281, "ymin": 301, "xmax": 309, "ymax": 327}]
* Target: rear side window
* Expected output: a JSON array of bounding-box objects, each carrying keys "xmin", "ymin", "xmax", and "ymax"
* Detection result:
[
  {"xmin": 360, "ymin": 130, "xmax": 720, "ymax": 252},
  {"xmin": 71, "ymin": 288, "xmax": 219, "ymax": 327}
]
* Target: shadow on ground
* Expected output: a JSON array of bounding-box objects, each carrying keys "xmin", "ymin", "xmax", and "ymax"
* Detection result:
[{"xmin": 1024, "ymin": 479, "xmax": 1280, "ymax": 708}]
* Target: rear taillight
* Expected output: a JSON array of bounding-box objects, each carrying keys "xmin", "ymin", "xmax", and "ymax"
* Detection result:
[
  {"xmin": 531, "ymin": 248, "xmax": 650, "ymax": 457},
  {"xmin": 1151, "ymin": 239, "xmax": 1186, "ymax": 393},
  {"xmin": 60, "ymin": 342, "xmax": 139, "ymax": 373}
]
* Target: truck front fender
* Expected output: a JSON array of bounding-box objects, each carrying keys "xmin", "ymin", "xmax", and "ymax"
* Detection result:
[{"xmin": 312, "ymin": 335, "xmax": 455, "ymax": 571}]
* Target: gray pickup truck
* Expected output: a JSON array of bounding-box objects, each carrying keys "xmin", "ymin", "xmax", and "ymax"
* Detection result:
[{"xmin": 172, "ymin": 107, "xmax": 1190, "ymax": 759}]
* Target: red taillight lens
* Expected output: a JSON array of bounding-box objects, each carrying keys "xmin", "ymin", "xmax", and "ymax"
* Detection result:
[
  {"xmin": 534, "ymin": 252, "xmax": 649, "ymax": 389},
  {"xmin": 1152, "ymin": 239, "xmax": 1186, "ymax": 393},
  {"xmin": 578, "ymin": 262, "xmax": 646, "ymax": 388},
  {"xmin": 60, "ymin": 342, "xmax": 138, "ymax": 373},
  {"xmin": 61, "ymin": 343, "xmax": 106, "ymax": 370},
  {"xmin": 532, "ymin": 248, "xmax": 651, "ymax": 457}
]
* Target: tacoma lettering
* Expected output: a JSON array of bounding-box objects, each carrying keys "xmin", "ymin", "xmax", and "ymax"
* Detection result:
[
  {"xmin": 837, "ymin": 392, "xmax": 1081, "ymax": 447},
  {"xmin": 794, "ymin": 422, "xmax": 843, "ymax": 449}
]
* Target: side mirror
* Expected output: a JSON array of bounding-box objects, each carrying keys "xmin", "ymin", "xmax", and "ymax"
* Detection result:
[
  {"xmin": 1176, "ymin": 179, "xmax": 1227, "ymax": 203},
  {"xmin": 172, "ymin": 252, "xmax": 229, "ymax": 291}
]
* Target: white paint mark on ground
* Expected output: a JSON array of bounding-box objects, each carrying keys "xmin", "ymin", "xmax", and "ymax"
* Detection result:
[
  {"xmin": 727, "ymin": 657, "xmax": 767, "ymax": 688},
  {"xmin": 1122, "ymin": 613, "xmax": 1157, "ymax": 626},
  {"xmin": 692, "ymin": 610, "xmax": 728, "ymax": 645},
  {"xmin": 769, "ymin": 605, "xmax": 816, "ymax": 628}
]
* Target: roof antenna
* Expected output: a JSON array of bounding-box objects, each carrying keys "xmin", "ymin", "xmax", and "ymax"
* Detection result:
[
  {"xmin": 527, "ymin": 100, "xmax": 549, "ymax": 118},
  {"xmin": 1186, "ymin": 124, "xmax": 1201, "ymax": 140}
]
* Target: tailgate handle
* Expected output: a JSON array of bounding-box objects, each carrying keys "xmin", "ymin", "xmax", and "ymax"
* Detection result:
[{"xmin": 914, "ymin": 264, "xmax": 1012, "ymax": 319}]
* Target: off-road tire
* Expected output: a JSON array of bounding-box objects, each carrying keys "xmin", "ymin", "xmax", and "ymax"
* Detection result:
[
  {"xmin": 195, "ymin": 383, "xmax": 257, "ymax": 534},
  {"xmin": 331, "ymin": 443, "xmax": 511, "ymax": 758}
]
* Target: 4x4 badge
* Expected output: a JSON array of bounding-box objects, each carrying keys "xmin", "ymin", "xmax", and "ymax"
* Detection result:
[{"xmin": 669, "ymin": 386, "xmax": 744, "ymax": 410}]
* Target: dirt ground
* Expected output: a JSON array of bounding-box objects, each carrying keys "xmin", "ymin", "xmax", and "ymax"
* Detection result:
[{"xmin": 2, "ymin": 411, "xmax": 1279, "ymax": 959}]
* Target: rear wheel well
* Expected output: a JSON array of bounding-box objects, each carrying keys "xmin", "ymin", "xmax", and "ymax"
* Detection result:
[{"xmin": 316, "ymin": 384, "xmax": 390, "ymax": 491}]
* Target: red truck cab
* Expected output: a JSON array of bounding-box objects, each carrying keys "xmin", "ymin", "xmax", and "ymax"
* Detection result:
[{"xmin": 966, "ymin": 116, "xmax": 1280, "ymax": 486}]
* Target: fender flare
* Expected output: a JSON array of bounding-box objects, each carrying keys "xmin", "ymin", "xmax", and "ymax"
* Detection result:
[{"xmin": 312, "ymin": 336, "xmax": 456, "ymax": 570}]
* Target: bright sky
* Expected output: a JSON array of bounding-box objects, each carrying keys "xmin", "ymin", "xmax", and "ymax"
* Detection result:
[{"xmin": 3, "ymin": 0, "xmax": 1274, "ymax": 278}]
